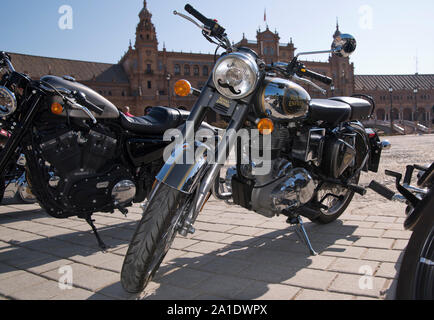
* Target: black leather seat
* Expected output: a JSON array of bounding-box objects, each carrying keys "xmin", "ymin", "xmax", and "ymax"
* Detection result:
[
  {"xmin": 309, "ymin": 99, "xmax": 352, "ymax": 125},
  {"xmin": 309, "ymin": 97, "xmax": 373, "ymax": 125},
  {"xmin": 330, "ymin": 97, "xmax": 373, "ymax": 121},
  {"xmin": 120, "ymin": 106, "xmax": 189, "ymax": 135}
]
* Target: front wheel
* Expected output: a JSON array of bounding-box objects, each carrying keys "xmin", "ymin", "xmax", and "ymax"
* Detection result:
[
  {"xmin": 121, "ymin": 182, "xmax": 188, "ymax": 294},
  {"xmin": 396, "ymin": 188, "xmax": 434, "ymax": 300}
]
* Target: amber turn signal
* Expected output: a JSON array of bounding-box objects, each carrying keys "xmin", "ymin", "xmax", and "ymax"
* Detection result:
[
  {"xmin": 174, "ymin": 79, "xmax": 192, "ymax": 97},
  {"xmin": 51, "ymin": 102, "xmax": 64, "ymax": 115},
  {"xmin": 257, "ymin": 118, "xmax": 274, "ymax": 135}
]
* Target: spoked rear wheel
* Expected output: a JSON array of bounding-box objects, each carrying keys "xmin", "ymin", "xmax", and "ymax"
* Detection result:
[
  {"xmin": 121, "ymin": 182, "xmax": 189, "ymax": 294},
  {"xmin": 311, "ymin": 174, "xmax": 360, "ymax": 224}
]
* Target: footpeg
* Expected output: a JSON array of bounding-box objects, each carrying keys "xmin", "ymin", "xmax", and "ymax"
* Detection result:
[
  {"xmin": 368, "ymin": 180, "xmax": 395, "ymax": 200},
  {"xmin": 290, "ymin": 216, "xmax": 317, "ymax": 256},
  {"xmin": 86, "ymin": 217, "xmax": 108, "ymax": 252},
  {"xmin": 347, "ymin": 183, "xmax": 367, "ymax": 196}
]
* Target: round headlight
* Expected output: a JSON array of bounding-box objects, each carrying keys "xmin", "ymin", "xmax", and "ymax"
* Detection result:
[
  {"xmin": 0, "ymin": 86, "xmax": 17, "ymax": 117},
  {"xmin": 212, "ymin": 52, "xmax": 260, "ymax": 100}
]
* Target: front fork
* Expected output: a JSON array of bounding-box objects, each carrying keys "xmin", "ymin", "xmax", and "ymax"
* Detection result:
[
  {"xmin": 0, "ymin": 94, "xmax": 41, "ymax": 175},
  {"xmin": 155, "ymin": 97, "xmax": 249, "ymax": 235},
  {"xmin": 182, "ymin": 104, "xmax": 249, "ymax": 235}
]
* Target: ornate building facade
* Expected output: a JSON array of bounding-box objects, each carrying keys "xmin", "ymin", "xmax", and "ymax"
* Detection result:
[{"xmin": 7, "ymin": 1, "xmax": 433, "ymax": 130}]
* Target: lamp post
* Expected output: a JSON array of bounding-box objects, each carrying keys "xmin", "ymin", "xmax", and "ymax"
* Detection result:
[
  {"xmin": 166, "ymin": 73, "xmax": 172, "ymax": 108},
  {"xmin": 413, "ymin": 87, "xmax": 418, "ymax": 134},
  {"xmin": 330, "ymin": 85, "xmax": 335, "ymax": 97},
  {"xmin": 389, "ymin": 86, "xmax": 393, "ymax": 134}
]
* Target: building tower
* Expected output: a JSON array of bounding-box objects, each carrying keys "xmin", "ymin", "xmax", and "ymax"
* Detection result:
[
  {"xmin": 329, "ymin": 19, "xmax": 355, "ymax": 96},
  {"xmin": 120, "ymin": 0, "xmax": 159, "ymax": 111}
]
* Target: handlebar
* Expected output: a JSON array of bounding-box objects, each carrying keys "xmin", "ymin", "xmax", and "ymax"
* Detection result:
[
  {"xmin": 0, "ymin": 52, "xmax": 15, "ymax": 73},
  {"xmin": 183, "ymin": 4, "xmax": 226, "ymax": 39},
  {"xmin": 185, "ymin": 4, "xmax": 209, "ymax": 26},
  {"xmin": 297, "ymin": 68, "xmax": 333, "ymax": 85},
  {"xmin": 73, "ymin": 91, "xmax": 104, "ymax": 115}
]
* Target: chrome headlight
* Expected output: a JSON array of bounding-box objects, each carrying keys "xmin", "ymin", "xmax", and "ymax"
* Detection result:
[
  {"xmin": 0, "ymin": 86, "xmax": 17, "ymax": 117},
  {"xmin": 212, "ymin": 52, "xmax": 260, "ymax": 99}
]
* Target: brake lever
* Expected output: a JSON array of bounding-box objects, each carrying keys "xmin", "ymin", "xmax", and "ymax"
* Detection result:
[
  {"xmin": 173, "ymin": 11, "xmax": 211, "ymax": 36},
  {"xmin": 62, "ymin": 95, "xmax": 97, "ymax": 124},
  {"xmin": 292, "ymin": 74, "xmax": 327, "ymax": 95},
  {"xmin": 71, "ymin": 102, "xmax": 97, "ymax": 124}
]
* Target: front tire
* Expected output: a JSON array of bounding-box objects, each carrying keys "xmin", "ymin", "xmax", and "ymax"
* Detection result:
[
  {"xmin": 121, "ymin": 182, "xmax": 187, "ymax": 294},
  {"xmin": 396, "ymin": 188, "xmax": 434, "ymax": 300}
]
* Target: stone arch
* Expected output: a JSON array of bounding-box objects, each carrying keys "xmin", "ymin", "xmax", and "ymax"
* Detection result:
[
  {"xmin": 391, "ymin": 108, "xmax": 400, "ymax": 120},
  {"xmin": 376, "ymin": 108, "xmax": 385, "ymax": 121},
  {"xmin": 417, "ymin": 107, "xmax": 426, "ymax": 121},
  {"xmin": 403, "ymin": 108, "xmax": 412, "ymax": 121}
]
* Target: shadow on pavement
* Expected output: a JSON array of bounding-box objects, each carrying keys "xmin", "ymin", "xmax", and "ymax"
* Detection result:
[
  {"xmin": 93, "ymin": 220, "xmax": 364, "ymax": 300},
  {"xmin": 0, "ymin": 207, "xmax": 137, "ymax": 272}
]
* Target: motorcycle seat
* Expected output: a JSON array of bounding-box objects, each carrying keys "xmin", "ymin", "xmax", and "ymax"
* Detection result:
[
  {"xmin": 309, "ymin": 97, "xmax": 373, "ymax": 125},
  {"xmin": 119, "ymin": 106, "xmax": 189, "ymax": 135},
  {"xmin": 330, "ymin": 97, "xmax": 373, "ymax": 121},
  {"xmin": 309, "ymin": 99, "xmax": 352, "ymax": 125}
]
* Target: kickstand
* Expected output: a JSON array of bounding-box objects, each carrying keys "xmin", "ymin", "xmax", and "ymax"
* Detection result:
[
  {"xmin": 85, "ymin": 217, "xmax": 108, "ymax": 252},
  {"xmin": 291, "ymin": 216, "xmax": 317, "ymax": 256}
]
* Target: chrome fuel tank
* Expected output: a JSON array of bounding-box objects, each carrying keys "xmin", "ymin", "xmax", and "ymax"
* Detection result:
[{"xmin": 253, "ymin": 77, "xmax": 311, "ymax": 122}]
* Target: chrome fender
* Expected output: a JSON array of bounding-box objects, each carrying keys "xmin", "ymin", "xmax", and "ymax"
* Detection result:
[{"xmin": 156, "ymin": 123, "xmax": 218, "ymax": 194}]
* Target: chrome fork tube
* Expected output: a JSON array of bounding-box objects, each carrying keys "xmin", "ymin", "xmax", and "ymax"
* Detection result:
[{"xmin": 186, "ymin": 104, "xmax": 249, "ymax": 227}]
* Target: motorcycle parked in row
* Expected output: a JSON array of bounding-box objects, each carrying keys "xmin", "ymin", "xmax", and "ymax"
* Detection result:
[
  {"xmin": 120, "ymin": 4, "xmax": 390, "ymax": 293},
  {"xmin": 369, "ymin": 163, "xmax": 434, "ymax": 299},
  {"xmin": 0, "ymin": 51, "xmax": 213, "ymax": 249}
]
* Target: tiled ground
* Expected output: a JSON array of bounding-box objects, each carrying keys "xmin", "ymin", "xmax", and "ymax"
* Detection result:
[{"xmin": 0, "ymin": 134, "xmax": 432, "ymax": 300}]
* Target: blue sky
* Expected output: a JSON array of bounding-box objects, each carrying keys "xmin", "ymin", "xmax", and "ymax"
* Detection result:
[{"xmin": 1, "ymin": 0, "xmax": 433, "ymax": 75}]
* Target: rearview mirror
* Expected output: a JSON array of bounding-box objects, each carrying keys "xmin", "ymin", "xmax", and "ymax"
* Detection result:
[{"xmin": 332, "ymin": 33, "xmax": 357, "ymax": 58}]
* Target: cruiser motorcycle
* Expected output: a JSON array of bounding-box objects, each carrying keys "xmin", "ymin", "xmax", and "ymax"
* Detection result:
[
  {"xmin": 0, "ymin": 51, "xmax": 199, "ymax": 249},
  {"xmin": 369, "ymin": 163, "xmax": 434, "ymax": 299},
  {"xmin": 120, "ymin": 4, "xmax": 390, "ymax": 293}
]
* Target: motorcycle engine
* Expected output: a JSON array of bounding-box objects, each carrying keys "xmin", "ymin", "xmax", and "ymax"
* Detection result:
[
  {"xmin": 37, "ymin": 127, "xmax": 136, "ymax": 213},
  {"xmin": 226, "ymin": 158, "xmax": 316, "ymax": 218}
]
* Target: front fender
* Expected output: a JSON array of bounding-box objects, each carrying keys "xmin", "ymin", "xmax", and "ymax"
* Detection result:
[{"xmin": 156, "ymin": 124, "xmax": 217, "ymax": 194}]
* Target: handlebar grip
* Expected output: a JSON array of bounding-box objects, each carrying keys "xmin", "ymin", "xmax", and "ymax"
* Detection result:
[
  {"xmin": 299, "ymin": 68, "xmax": 333, "ymax": 85},
  {"xmin": 185, "ymin": 4, "xmax": 209, "ymax": 25},
  {"xmin": 404, "ymin": 165, "xmax": 414, "ymax": 185}
]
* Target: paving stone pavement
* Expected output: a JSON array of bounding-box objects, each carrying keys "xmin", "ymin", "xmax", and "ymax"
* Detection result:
[{"xmin": 0, "ymin": 134, "xmax": 432, "ymax": 300}]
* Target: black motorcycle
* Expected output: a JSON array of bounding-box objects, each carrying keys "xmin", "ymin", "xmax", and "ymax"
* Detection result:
[
  {"xmin": 369, "ymin": 163, "xmax": 434, "ymax": 299},
  {"xmin": 120, "ymin": 4, "xmax": 390, "ymax": 293},
  {"xmin": 0, "ymin": 51, "xmax": 201, "ymax": 249}
]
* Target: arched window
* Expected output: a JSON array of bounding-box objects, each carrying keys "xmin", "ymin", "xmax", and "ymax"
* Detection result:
[
  {"xmin": 203, "ymin": 66, "xmax": 209, "ymax": 76},
  {"xmin": 184, "ymin": 65, "xmax": 190, "ymax": 76},
  {"xmin": 193, "ymin": 65, "xmax": 199, "ymax": 76},
  {"xmin": 174, "ymin": 64, "xmax": 180, "ymax": 75}
]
